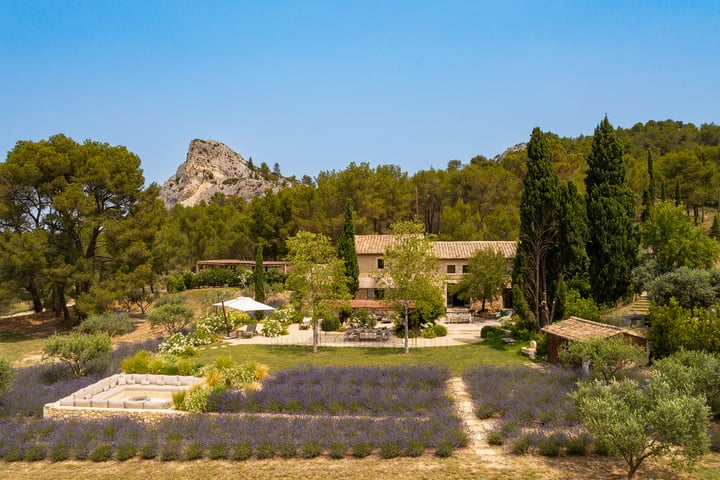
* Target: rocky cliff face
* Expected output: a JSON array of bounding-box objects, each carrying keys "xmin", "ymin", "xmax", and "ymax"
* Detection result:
[{"xmin": 159, "ymin": 139, "xmax": 291, "ymax": 208}]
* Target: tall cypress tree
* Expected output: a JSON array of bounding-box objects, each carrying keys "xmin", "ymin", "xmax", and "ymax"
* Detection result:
[
  {"xmin": 254, "ymin": 244, "xmax": 266, "ymax": 314},
  {"xmin": 641, "ymin": 150, "xmax": 655, "ymax": 222},
  {"xmin": 337, "ymin": 200, "xmax": 359, "ymax": 296},
  {"xmin": 513, "ymin": 127, "xmax": 559, "ymax": 328},
  {"xmin": 585, "ymin": 116, "xmax": 638, "ymax": 305}
]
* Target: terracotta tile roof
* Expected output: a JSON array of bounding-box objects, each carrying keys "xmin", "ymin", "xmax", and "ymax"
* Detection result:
[
  {"xmin": 355, "ymin": 235, "xmax": 396, "ymax": 254},
  {"xmin": 541, "ymin": 316, "xmax": 644, "ymax": 342},
  {"xmin": 355, "ymin": 236, "xmax": 517, "ymax": 259},
  {"xmin": 432, "ymin": 241, "xmax": 517, "ymax": 259}
]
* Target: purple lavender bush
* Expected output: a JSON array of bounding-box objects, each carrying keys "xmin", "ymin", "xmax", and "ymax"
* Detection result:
[{"xmin": 463, "ymin": 365, "xmax": 582, "ymax": 453}]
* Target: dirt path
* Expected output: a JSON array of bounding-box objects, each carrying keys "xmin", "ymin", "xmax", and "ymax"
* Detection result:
[{"xmin": 447, "ymin": 376, "xmax": 511, "ymax": 469}]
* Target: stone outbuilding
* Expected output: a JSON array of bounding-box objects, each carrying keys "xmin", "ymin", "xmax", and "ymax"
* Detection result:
[{"xmin": 541, "ymin": 316, "xmax": 648, "ymax": 365}]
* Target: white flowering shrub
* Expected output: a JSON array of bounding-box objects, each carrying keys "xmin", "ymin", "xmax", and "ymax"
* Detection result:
[
  {"xmin": 261, "ymin": 317, "xmax": 286, "ymax": 337},
  {"xmin": 182, "ymin": 385, "xmax": 211, "ymax": 413},
  {"xmin": 157, "ymin": 333, "xmax": 196, "ymax": 355}
]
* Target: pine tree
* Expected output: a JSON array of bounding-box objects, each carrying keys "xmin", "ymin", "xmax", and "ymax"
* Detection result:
[
  {"xmin": 336, "ymin": 200, "xmax": 359, "ymax": 296},
  {"xmin": 513, "ymin": 127, "xmax": 559, "ymax": 328},
  {"xmin": 585, "ymin": 116, "xmax": 639, "ymax": 305},
  {"xmin": 710, "ymin": 214, "xmax": 720, "ymax": 240}
]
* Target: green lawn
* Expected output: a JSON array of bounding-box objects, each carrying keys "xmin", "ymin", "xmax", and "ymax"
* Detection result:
[{"xmin": 196, "ymin": 337, "xmax": 530, "ymax": 376}]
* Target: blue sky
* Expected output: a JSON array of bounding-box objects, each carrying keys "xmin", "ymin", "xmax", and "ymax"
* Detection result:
[{"xmin": 1, "ymin": 1, "xmax": 719, "ymax": 186}]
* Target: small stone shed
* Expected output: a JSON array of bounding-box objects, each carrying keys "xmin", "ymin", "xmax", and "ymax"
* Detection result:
[{"xmin": 542, "ymin": 316, "xmax": 648, "ymax": 365}]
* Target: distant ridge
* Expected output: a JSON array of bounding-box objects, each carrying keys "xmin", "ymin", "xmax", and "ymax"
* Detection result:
[{"xmin": 159, "ymin": 139, "xmax": 293, "ymax": 208}]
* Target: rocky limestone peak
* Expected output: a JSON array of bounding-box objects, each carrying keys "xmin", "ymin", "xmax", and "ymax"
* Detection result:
[
  {"xmin": 491, "ymin": 142, "xmax": 528, "ymax": 163},
  {"xmin": 159, "ymin": 139, "xmax": 291, "ymax": 208}
]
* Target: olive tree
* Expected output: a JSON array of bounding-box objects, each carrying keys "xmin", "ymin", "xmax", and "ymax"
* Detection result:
[
  {"xmin": 573, "ymin": 377, "xmax": 709, "ymax": 480},
  {"xmin": 559, "ymin": 336, "xmax": 647, "ymax": 384},
  {"xmin": 148, "ymin": 296, "xmax": 195, "ymax": 335},
  {"xmin": 43, "ymin": 332, "xmax": 112, "ymax": 378}
]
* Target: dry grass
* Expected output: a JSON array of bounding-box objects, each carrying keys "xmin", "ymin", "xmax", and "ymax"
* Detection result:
[{"xmin": 1, "ymin": 452, "xmax": 718, "ymax": 480}]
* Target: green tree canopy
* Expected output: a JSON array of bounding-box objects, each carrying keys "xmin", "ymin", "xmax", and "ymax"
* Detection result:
[
  {"xmin": 585, "ymin": 117, "xmax": 639, "ymax": 305},
  {"xmin": 286, "ymin": 231, "xmax": 350, "ymax": 353},
  {"xmin": 336, "ymin": 201, "xmax": 359, "ymax": 296},
  {"xmin": 373, "ymin": 221, "xmax": 444, "ymax": 353},
  {"xmin": 641, "ymin": 200, "xmax": 719, "ymax": 272},
  {"xmin": 453, "ymin": 247, "xmax": 509, "ymax": 312}
]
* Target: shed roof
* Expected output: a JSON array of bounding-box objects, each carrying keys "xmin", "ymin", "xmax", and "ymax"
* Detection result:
[{"xmin": 541, "ymin": 316, "xmax": 631, "ymax": 342}]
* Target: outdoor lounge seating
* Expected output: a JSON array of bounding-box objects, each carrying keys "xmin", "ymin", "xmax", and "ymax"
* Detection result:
[
  {"xmin": 344, "ymin": 327, "xmax": 390, "ymax": 342},
  {"xmin": 239, "ymin": 323, "xmax": 258, "ymax": 338}
]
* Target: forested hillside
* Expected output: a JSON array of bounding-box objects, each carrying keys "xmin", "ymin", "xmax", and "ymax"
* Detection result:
[{"xmin": 2, "ymin": 120, "xmax": 720, "ymax": 315}]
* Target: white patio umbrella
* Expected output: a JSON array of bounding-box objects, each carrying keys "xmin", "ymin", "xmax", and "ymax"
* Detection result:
[
  {"xmin": 213, "ymin": 296, "xmax": 275, "ymax": 313},
  {"xmin": 213, "ymin": 296, "xmax": 275, "ymax": 337}
]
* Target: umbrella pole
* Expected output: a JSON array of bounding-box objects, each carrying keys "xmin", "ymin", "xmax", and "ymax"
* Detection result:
[{"xmin": 221, "ymin": 301, "xmax": 230, "ymax": 337}]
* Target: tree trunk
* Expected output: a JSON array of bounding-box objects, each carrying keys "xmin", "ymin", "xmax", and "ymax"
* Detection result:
[
  {"xmin": 404, "ymin": 301, "xmax": 409, "ymax": 354},
  {"xmin": 313, "ymin": 316, "xmax": 318, "ymax": 354},
  {"xmin": 28, "ymin": 280, "xmax": 43, "ymax": 313}
]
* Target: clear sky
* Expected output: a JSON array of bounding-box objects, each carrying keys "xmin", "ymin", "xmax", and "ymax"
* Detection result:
[{"xmin": 1, "ymin": 1, "xmax": 719, "ymax": 186}]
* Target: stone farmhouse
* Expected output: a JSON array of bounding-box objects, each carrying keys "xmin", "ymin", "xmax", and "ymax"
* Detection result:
[{"xmin": 354, "ymin": 235, "xmax": 517, "ymax": 309}]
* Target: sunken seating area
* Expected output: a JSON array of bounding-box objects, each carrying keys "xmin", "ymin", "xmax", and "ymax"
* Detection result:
[{"xmin": 56, "ymin": 373, "xmax": 204, "ymax": 410}]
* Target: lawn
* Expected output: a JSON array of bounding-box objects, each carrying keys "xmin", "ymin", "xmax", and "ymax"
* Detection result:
[
  {"xmin": 0, "ymin": 331, "xmax": 47, "ymax": 364},
  {"xmin": 196, "ymin": 337, "xmax": 529, "ymax": 376}
]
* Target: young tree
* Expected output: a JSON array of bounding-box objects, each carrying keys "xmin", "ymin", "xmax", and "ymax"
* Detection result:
[
  {"xmin": 43, "ymin": 332, "xmax": 112, "ymax": 378},
  {"xmin": 559, "ymin": 336, "xmax": 647, "ymax": 384},
  {"xmin": 513, "ymin": 127, "xmax": 559, "ymax": 328},
  {"xmin": 453, "ymin": 247, "xmax": 508, "ymax": 312},
  {"xmin": 373, "ymin": 221, "xmax": 444, "ymax": 353},
  {"xmin": 585, "ymin": 117, "xmax": 639, "ymax": 305},
  {"xmin": 148, "ymin": 297, "xmax": 195, "ymax": 334},
  {"xmin": 336, "ymin": 201, "xmax": 360, "ymax": 296},
  {"xmin": 641, "ymin": 200, "xmax": 719, "ymax": 273},
  {"xmin": 573, "ymin": 377, "xmax": 709, "ymax": 480},
  {"xmin": 286, "ymin": 231, "xmax": 350, "ymax": 354}
]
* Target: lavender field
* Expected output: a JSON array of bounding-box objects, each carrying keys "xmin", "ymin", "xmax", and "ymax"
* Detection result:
[
  {"xmin": 462, "ymin": 365, "xmax": 588, "ymax": 455},
  {"xmin": 0, "ymin": 362, "xmax": 468, "ymax": 461}
]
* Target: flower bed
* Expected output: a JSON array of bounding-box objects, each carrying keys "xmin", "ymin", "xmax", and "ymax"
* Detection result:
[
  {"xmin": 208, "ymin": 364, "xmax": 453, "ymax": 416},
  {"xmin": 0, "ymin": 363, "xmax": 468, "ymax": 461},
  {"xmin": 462, "ymin": 365, "xmax": 583, "ymax": 455}
]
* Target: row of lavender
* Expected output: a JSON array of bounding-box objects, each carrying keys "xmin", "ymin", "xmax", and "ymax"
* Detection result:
[
  {"xmin": 0, "ymin": 362, "xmax": 468, "ymax": 461},
  {"xmin": 208, "ymin": 364, "xmax": 453, "ymax": 416},
  {"xmin": 462, "ymin": 366, "xmax": 591, "ymax": 455}
]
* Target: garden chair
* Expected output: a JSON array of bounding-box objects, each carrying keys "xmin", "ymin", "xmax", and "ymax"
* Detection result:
[{"xmin": 239, "ymin": 323, "xmax": 258, "ymax": 338}]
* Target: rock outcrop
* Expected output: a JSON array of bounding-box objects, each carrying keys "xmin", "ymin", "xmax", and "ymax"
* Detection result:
[{"xmin": 159, "ymin": 139, "xmax": 292, "ymax": 208}]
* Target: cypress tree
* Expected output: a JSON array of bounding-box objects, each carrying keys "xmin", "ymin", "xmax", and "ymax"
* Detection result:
[
  {"xmin": 710, "ymin": 214, "xmax": 720, "ymax": 240},
  {"xmin": 585, "ymin": 116, "xmax": 638, "ymax": 305},
  {"xmin": 254, "ymin": 245, "xmax": 266, "ymax": 319},
  {"xmin": 557, "ymin": 181, "xmax": 589, "ymax": 282},
  {"xmin": 337, "ymin": 200, "xmax": 359, "ymax": 296},
  {"xmin": 513, "ymin": 127, "xmax": 559, "ymax": 328},
  {"xmin": 641, "ymin": 151, "xmax": 655, "ymax": 222},
  {"xmin": 674, "ymin": 179, "xmax": 682, "ymax": 207}
]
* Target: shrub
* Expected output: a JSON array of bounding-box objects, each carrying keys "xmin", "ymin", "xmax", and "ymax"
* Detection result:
[
  {"xmin": 566, "ymin": 434, "xmax": 590, "ymax": 456},
  {"xmin": 89, "ymin": 442, "xmax": 113, "ymax": 462},
  {"xmin": 434, "ymin": 440, "xmax": 454, "ymax": 458},
  {"xmin": 49, "ymin": 442, "xmax": 70, "ymax": 462},
  {"xmin": 23, "ymin": 443, "xmax": 47, "ymax": 461},
  {"xmin": 511, "ymin": 435, "xmax": 530, "ymax": 454},
  {"xmin": 279, "ymin": 440, "xmax": 296, "ymax": 458},
  {"xmin": 229, "ymin": 441, "xmax": 252, "ymax": 461},
  {"xmin": 182, "ymin": 385, "xmax": 212, "ymax": 413},
  {"xmin": 255, "ymin": 440, "xmax": 275, "ymax": 459},
  {"xmin": 328, "ymin": 442, "xmax": 346, "ymax": 459},
  {"xmin": 378, "ymin": 439, "xmax": 402, "ymax": 458},
  {"xmin": 0, "ymin": 357, "xmax": 15, "ymax": 396},
  {"xmin": 183, "ymin": 441, "xmax": 204, "ymax": 460},
  {"xmin": 709, "ymin": 423, "xmax": 720, "ymax": 452},
  {"xmin": 43, "ymin": 332, "xmax": 112, "ymax": 377},
  {"xmin": 486, "ymin": 430, "xmax": 506, "ymax": 446},
  {"xmin": 75, "ymin": 311, "xmax": 135, "ymax": 337},
  {"xmin": 320, "ymin": 317, "xmax": 340, "ymax": 332},
  {"xmin": 160, "ymin": 441, "xmax": 181, "ymax": 461},
  {"xmin": 139, "ymin": 440, "xmax": 158, "ymax": 459},
  {"xmin": 116, "ymin": 441, "xmax": 137, "ymax": 461},
  {"xmin": 350, "ymin": 309, "xmax": 377, "ymax": 329},
  {"xmin": 351, "ymin": 441, "xmax": 373, "ymax": 458},
  {"xmin": 260, "ymin": 316, "xmax": 287, "ymax": 337},
  {"xmin": 208, "ymin": 443, "xmax": 228, "ymax": 460},
  {"xmin": 480, "ymin": 326, "xmax": 504, "ymax": 338},
  {"xmin": 148, "ymin": 299, "xmax": 195, "ymax": 335},
  {"xmin": 537, "ymin": 434, "xmax": 562, "ymax": 456},
  {"xmin": 300, "ymin": 439, "xmax": 323, "ymax": 458}
]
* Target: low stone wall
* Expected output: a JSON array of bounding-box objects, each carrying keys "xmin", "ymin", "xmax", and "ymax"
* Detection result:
[{"xmin": 43, "ymin": 373, "xmax": 204, "ymax": 420}]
